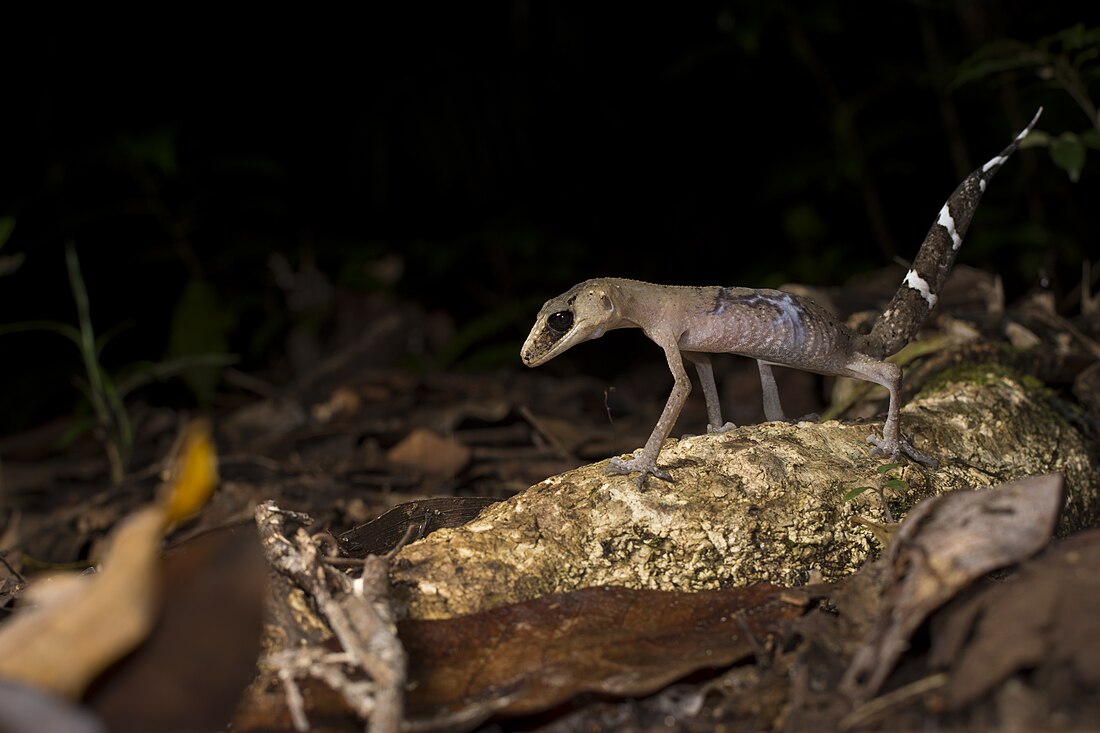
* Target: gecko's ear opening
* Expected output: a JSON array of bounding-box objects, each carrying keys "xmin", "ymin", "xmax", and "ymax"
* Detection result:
[{"xmin": 600, "ymin": 293, "xmax": 613, "ymax": 312}]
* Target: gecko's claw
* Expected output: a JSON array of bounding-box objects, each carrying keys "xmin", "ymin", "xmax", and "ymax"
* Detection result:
[
  {"xmin": 607, "ymin": 455, "xmax": 673, "ymax": 485},
  {"xmin": 867, "ymin": 433, "xmax": 939, "ymax": 468}
]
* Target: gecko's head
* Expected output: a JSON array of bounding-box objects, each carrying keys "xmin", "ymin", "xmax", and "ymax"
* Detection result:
[{"xmin": 521, "ymin": 279, "xmax": 620, "ymax": 367}]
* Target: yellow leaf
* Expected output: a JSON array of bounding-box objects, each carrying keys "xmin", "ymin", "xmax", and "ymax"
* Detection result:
[{"xmin": 162, "ymin": 419, "xmax": 219, "ymax": 525}]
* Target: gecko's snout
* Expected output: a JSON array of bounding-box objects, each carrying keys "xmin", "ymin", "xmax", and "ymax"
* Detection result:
[
  {"xmin": 521, "ymin": 308, "xmax": 576, "ymax": 369},
  {"xmin": 520, "ymin": 341, "xmax": 544, "ymax": 367}
]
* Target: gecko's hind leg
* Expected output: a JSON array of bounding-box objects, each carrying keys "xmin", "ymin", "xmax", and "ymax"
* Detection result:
[
  {"xmin": 843, "ymin": 353, "xmax": 939, "ymax": 468},
  {"xmin": 758, "ymin": 361, "xmax": 785, "ymax": 422},
  {"xmin": 869, "ymin": 432, "xmax": 939, "ymax": 468},
  {"xmin": 759, "ymin": 361, "xmax": 819, "ymax": 423}
]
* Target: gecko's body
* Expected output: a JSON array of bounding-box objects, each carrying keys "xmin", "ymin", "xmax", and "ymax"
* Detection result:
[{"xmin": 522, "ymin": 110, "xmax": 1041, "ymax": 483}]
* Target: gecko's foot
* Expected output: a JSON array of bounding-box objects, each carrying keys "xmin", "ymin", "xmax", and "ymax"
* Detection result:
[
  {"xmin": 867, "ymin": 433, "xmax": 940, "ymax": 469},
  {"xmin": 607, "ymin": 455, "xmax": 673, "ymax": 486},
  {"xmin": 791, "ymin": 412, "xmax": 820, "ymax": 424},
  {"xmin": 681, "ymin": 422, "xmax": 735, "ymax": 439}
]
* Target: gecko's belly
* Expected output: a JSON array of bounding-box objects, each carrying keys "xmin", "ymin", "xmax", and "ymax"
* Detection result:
[{"xmin": 679, "ymin": 289, "xmax": 855, "ymax": 371}]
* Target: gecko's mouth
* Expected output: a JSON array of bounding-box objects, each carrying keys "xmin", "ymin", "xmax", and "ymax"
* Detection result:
[
  {"xmin": 521, "ymin": 339, "xmax": 558, "ymax": 367},
  {"xmin": 521, "ymin": 320, "xmax": 575, "ymax": 367}
]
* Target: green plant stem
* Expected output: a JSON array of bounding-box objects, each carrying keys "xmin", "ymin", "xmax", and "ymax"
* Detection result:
[{"xmin": 66, "ymin": 242, "xmax": 131, "ymax": 483}]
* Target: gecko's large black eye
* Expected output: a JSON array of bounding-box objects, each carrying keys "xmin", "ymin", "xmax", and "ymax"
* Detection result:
[{"xmin": 547, "ymin": 310, "xmax": 574, "ymax": 332}]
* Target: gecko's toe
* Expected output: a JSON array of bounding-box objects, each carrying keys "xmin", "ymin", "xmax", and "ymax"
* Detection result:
[
  {"xmin": 867, "ymin": 433, "xmax": 939, "ymax": 468},
  {"xmin": 607, "ymin": 456, "xmax": 673, "ymax": 484},
  {"xmin": 707, "ymin": 422, "xmax": 738, "ymax": 434},
  {"xmin": 867, "ymin": 433, "xmax": 898, "ymax": 459},
  {"xmin": 898, "ymin": 436, "xmax": 939, "ymax": 468},
  {"xmin": 607, "ymin": 455, "xmax": 636, "ymax": 474}
]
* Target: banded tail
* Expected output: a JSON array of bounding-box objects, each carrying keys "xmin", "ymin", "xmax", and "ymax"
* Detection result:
[{"xmin": 864, "ymin": 108, "xmax": 1042, "ymax": 358}]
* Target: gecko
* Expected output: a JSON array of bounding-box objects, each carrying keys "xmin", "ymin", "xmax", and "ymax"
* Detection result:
[{"xmin": 521, "ymin": 109, "xmax": 1042, "ymax": 484}]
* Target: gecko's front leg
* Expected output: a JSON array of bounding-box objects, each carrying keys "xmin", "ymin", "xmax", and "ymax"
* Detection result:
[
  {"xmin": 607, "ymin": 452, "xmax": 673, "ymax": 485},
  {"xmin": 608, "ymin": 339, "xmax": 692, "ymax": 486}
]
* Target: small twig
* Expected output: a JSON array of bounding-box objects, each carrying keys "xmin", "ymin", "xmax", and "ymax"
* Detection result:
[
  {"xmin": 255, "ymin": 501, "xmax": 406, "ymax": 733},
  {"xmin": 385, "ymin": 524, "xmax": 420, "ymax": 559},
  {"xmin": 217, "ymin": 453, "xmax": 285, "ymax": 472},
  {"xmin": 734, "ymin": 612, "xmax": 770, "ymax": 668},
  {"xmin": 277, "ymin": 661, "xmax": 310, "ymax": 733},
  {"xmin": 311, "ymin": 531, "xmax": 341, "ymax": 558},
  {"xmin": 0, "ymin": 550, "xmax": 25, "ymax": 584},
  {"xmin": 517, "ymin": 405, "xmax": 573, "ymax": 458},
  {"xmin": 221, "ymin": 367, "xmax": 278, "ymax": 397},
  {"xmin": 839, "ymin": 672, "xmax": 949, "ymax": 730}
]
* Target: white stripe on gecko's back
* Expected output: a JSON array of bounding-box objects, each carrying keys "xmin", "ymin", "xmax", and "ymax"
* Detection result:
[{"xmin": 681, "ymin": 288, "xmax": 856, "ymax": 370}]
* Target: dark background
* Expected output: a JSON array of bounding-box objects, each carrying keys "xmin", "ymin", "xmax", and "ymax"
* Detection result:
[{"xmin": 0, "ymin": 3, "xmax": 1096, "ymax": 436}]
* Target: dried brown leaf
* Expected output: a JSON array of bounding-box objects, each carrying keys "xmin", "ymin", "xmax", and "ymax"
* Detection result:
[
  {"xmin": 387, "ymin": 428, "xmax": 471, "ymax": 477},
  {"xmin": 0, "ymin": 507, "xmax": 163, "ymax": 699},
  {"xmin": 86, "ymin": 528, "xmax": 265, "ymax": 733},
  {"xmin": 929, "ymin": 530, "xmax": 1100, "ymax": 711},
  {"xmin": 337, "ymin": 496, "xmax": 498, "ymax": 557},
  {"xmin": 841, "ymin": 474, "xmax": 1065, "ymax": 700},
  {"xmin": 401, "ymin": 584, "xmax": 808, "ymax": 730},
  {"xmin": 0, "ymin": 419, "xmax": 221, "ymax": 702}
]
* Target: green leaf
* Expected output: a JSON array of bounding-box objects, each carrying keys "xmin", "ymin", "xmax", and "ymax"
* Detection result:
[
  {"xmin": 875, "ymin": 462, "xmax": 901, "ymax": 474},
  {"xmin": 884, "ymin": 478, "xmax": 909, "ymax": 491},
  {"xmin": 116, "ymin": 353, "xmax": 239, "ymax": 399},
  {"xmin": 65, "ymin": 242, "xmax": 130, "ymax": 483},
  {"xmin": 951, "ymin": 39, "xmax": 1040, "ymax": 90},
  {"xmin": 96, "ymin": 362, "xmax": 133, "ymax": 464},
  {"xmin": 842, "ymin": 486, "xmax": 872, "ymax": 502},
  {"xmin": 782, "ymin": 203, "xmax": 827, "ymax": 246},
  {"xmin": 1050, "ymin": 132, "xmax": 1087, "ymax": 182},
  {"xmin": 65, "ymin": 244, "xmax": 108, "ymax": 416},
  {"xmin": 119, "ymin": 127, "xmax": 178, "ymax": 177},
  {"xmin": 1019, "ymin": 129, "xmax": 1051, "ymax": 149},
  {"xmin": 1080, "ymin": 128, "xmax": 1100, "ymax": 151},
  {"xmin": 1054, "ymin": 22, "xmax": 1100, "ymax": 51},
  {"xmin": 0, "ymin": 217, "xmax": 14, "ymax": 251},
  {"xmin": 168, "ymin": 279, "xmax": 237, "ymax": 404},
  {"xmin": 54, "ymin": 415, "xmax": 97, "ymax": 450},
  {"xmin": 94, "ymin": 319, "xmax": 134, "ymax": 357},
  {"xmin": 0, "ymin": 319, "xmax": 82, "ymax": 345}
]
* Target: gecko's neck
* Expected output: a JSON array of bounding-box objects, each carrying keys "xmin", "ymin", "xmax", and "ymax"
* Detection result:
[{"xmin": 594, "ymin": 278, "xmax": 668, "ymax": 329}]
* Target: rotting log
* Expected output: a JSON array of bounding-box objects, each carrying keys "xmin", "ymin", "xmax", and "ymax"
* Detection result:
[{"xmin": 390, "ymin": 363, "xmax": 1099, "ymax": 620}]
